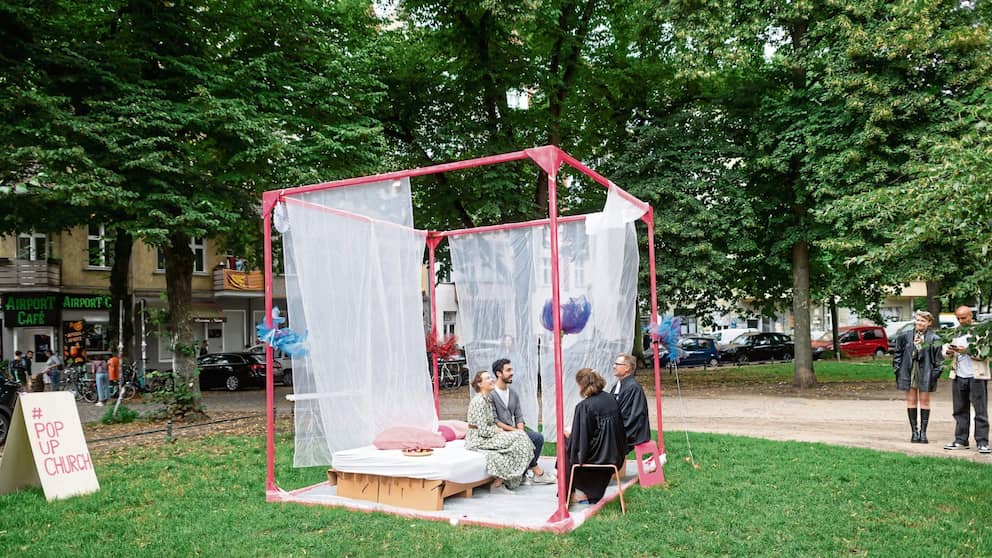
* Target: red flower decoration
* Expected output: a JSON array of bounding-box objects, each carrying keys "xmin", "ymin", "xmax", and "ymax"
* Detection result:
[{"xmin": 426, "ymin": 334, "xmax": 459, "ymax": 360}]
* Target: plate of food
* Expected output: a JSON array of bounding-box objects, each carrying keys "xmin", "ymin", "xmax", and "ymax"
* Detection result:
[{"xmin": 401, "ymin": 448, "xmax": 434, "ymax": 457}]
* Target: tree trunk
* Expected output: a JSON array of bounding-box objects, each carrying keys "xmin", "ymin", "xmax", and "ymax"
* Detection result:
[
  {"xmin": 792, "ymin": 240, "xmax": 817, "ymax": 388},
  {"xmin": 926, "ymin": 280, "xmax": 941, "ymax": 318},
  {"xmin": 108, "ymin": 228, "xmax": 133, "ymax": 357},
  {"xmin": 163, "ymin": 231, "xmax": 206, "ymax": 420}
]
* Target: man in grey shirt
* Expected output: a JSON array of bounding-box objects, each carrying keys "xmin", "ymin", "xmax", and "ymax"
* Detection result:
[{"xmin": 490, "ymin": 358, "xmax": 556, "ymax": 484}]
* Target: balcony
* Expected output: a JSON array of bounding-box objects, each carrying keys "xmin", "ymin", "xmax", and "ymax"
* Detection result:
[
  {"xmin": 0, "ymin": 258, "xmax": 62, "ymax": 289},
  {"xmin": 213, "ymin": 268, "xmax": 286, "ymax": 298}
]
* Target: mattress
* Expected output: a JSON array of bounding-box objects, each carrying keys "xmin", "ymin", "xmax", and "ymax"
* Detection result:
[{"xmin": 331, "ymin": 440, "xmax": 489, "ymax": 485}]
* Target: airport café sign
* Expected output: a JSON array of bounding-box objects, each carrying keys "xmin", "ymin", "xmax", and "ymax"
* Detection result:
[{"xmin": 2, "ymin": 293, "xmax": 112, "ymax": 327}]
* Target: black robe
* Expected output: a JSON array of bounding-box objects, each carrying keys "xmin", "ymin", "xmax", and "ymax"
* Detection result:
[
  {"xmin": 611, "ymin": 375, "xmax": 651, "ymax": 453},
  {"xmin": 566, "ymin": 391, "xmax": 626, "ymax": 503}
]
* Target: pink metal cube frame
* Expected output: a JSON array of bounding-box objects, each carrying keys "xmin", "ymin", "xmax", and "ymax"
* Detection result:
[{"xmin": 260, "ymin": 145, "xmax": 665, "ymax": 526}]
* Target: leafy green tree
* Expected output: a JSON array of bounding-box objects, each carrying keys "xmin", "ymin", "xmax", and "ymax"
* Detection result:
[
  {"xmin": 0, "ymin": 0, "xmax": 387, "ymax": 417},
  {"xmin": 818, "ymin": 2, "xmax": 992, "ymax": 314}
]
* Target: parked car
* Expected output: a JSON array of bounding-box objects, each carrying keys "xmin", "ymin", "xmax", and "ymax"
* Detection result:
[
  {"xmin": 1, "ymin": 376, "xmax": 20, "ymax": 445},
  {"xmin": 652, "ymin": 336, "xmax": 720, "ymax": 368},
  {"xmin": 719, "ymin": 332, "xmax": 794, "ymax": 363},
  {"xmin": 198, "ymin": 352, "xmax": 284, "ymax": 391},
  {"xmin": 884, "ymin": 320, "xmax": 913, "ymax": 353},
  {"xmin": 248, "ymin": 343, "xmax": 293, "ymax": 386},
  {"xmin": 711, "ymin": 328, "xmax": 758, "ymax": 345},
  {"xmin": 887, "ymin": 315, "xmax": 959, "ymax": 353},
  {"xmin": 813, "ymin": 326, "xmax": 888, "ymax": 359}
]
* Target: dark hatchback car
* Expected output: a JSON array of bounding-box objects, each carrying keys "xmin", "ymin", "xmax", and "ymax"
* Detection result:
[
  {"xmin": 650, "ymin": 336, "xmax": 720, "ymax": 368},
  {"xmin": 719, "ymin": 332, "xmax": 794, "ymax": 364},
  {"xmin": 198, "ymin": 352, "xmax": 284, "ymax": 391},
  {"xmin": 1, "ymin": 376, "xmax": 21, "ymax": 445}
]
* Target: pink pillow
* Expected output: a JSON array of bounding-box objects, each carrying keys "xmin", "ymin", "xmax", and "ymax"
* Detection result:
[
  {"xmin": 372, "ymin": 426, "xmax": 446, "ymax": 450},
  {"xmin": 437, "ymin": 425, "xmax": 457, "ymax": 442},
  {"xmin": 438, "ymin": 420, "xmax": 469, "ymax": 440}
]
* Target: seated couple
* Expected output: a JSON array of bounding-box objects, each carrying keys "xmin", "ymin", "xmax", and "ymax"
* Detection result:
[{"xmin": 465, "ymin": 359, "xmax": 556, "ymax": 495}]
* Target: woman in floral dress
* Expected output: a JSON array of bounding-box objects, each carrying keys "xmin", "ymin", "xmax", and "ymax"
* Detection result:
[{"xmin": 465, "ymin": 370, "xmax": 533, "ymax": 492}]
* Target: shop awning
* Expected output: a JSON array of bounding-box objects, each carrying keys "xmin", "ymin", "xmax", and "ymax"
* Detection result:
[
  {"xmin": 141, "ymin": 300, "xmax": 227, "ymax": 323},
  {"xmin": 192, "ymin": 301, "xmax": 226, "ymax": 323}
]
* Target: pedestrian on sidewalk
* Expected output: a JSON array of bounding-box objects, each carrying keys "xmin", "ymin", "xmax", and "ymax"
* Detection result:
[
  {"xmin": 92, "ymin": 356, "xmax": 109, "ymax": 407},
  {"xmin": 893, "ymin": 311, "xmax": 944, "ymax": 443},
  {"xmin": 942, "ymin": 306, "xmax": 990, "ymax": 454}
]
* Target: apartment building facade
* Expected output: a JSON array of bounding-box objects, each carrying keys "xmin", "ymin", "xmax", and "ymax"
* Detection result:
[{"xmin": 1, "ymin": 227, "xmax": 285, "ymax": 369}]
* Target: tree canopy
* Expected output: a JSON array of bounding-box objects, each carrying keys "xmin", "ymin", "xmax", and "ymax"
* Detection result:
[{"xmin": 1, "ymin": 0, "xmax": 989, "ymax": 396}]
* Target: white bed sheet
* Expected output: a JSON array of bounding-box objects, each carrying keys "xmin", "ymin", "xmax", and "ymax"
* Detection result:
[{"xmin": 331, "ymin": 440, "xmax": 489, "ymax": 485}]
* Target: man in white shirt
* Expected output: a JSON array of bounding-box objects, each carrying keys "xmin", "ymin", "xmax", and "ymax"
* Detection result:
[
  {"xmin": 943, "ymin": 306, "xmax": 990, "ymax": 454},
  {"xmin": 490, "ymin": 358, "xmax": 556, "ymax": 484},
  {"xmin": 41, "ymin": 350, "xmax": 63, "ymax": 391}
]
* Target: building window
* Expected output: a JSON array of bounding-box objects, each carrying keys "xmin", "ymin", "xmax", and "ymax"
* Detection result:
[
  {"xmin": 442, "ymin": 311, "xmax": 456, "ymax": 336},
  {"xmin": 157, "ymin": 237, "xmax": 206, "ymax": 273},
  {"xmin": 17, "ymin": 232, "xmax": 47, "ymax": 260},
  {"xmin": 572, "ymin": 259, "xmax": 585, "ymax": 287},
  {"xmin": 87, "ymin": 224, "xmax": 114, "ymax": 268}
]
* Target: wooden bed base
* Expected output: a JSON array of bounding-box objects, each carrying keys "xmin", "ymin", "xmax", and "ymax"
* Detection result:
[{"xmin": 328, "ymin": 470, "xmax": 493, "ymax": 511}]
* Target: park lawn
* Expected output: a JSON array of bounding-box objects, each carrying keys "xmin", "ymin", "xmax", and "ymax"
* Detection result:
[
  {"xmin": 1, "ymin": 429, "xmax": 988, "ymax": 557},
  {"xmin": 670, "ymin": 359, "xmax": 896, "ymax": 385}
]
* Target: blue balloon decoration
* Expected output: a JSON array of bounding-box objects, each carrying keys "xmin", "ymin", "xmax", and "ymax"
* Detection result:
[
  {"xmin": 541, "ymin": 296, "xmax": 592, "ymax": 335},
  {"xmin": 645, "ymin": 316, "xmax": 682, "ymax": 362},
  {"xmin": 256, "ymin": 307, "xmax": 309, "ymax": 358}
]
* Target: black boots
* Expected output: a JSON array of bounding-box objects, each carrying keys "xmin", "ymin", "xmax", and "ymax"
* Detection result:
[
  {"xmin": 909, "ymin": 408, "xmax": 931, "ymax": 443},
  {"xmin": 909, "ymin": 407, "xmax": 920, "ymax": 443}
]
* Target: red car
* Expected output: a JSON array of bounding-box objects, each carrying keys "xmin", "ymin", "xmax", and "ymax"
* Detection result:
[{"xmin": 812, "ymin": 326, "xmax": 888, "ymax": 359}]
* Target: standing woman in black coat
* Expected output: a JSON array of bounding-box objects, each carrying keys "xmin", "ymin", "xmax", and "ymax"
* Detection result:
[{"xmin": 893, "ymin": 311, "xmax": 945, "ymax": 443}]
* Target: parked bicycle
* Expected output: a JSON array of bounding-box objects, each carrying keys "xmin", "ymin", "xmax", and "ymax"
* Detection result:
[
  {"xmin": 64, "ymin": 364, "xmax": 98, "ymax": 403},
  {"xmin": 433, "ymin": 358, "xmax": 468, "ymax": 389},
  {"xmin": 143, "ymin": 368, "xmax": 175, "ymax": 393}
]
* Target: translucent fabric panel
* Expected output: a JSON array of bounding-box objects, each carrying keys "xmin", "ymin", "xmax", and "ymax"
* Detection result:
[
  {"xmin": 450, "ymin": 187, "xmax": 643, "ymax": 438},
  {"xmin": 449, "ymin": 230, "xmax": 542, "ymax": 427},
  {"xmin": 535, "ymin": 220, "xmax": 639, "ymax": 438},
  {"xmin": 280, "ymin": 178, "xmax": 436, "ymax": 466}
]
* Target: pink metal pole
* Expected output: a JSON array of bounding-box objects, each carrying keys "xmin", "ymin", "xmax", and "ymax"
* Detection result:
[
  {"xmin": 546, "ymin": 159, "xmax": 571, "ymax": 524},
  {"xmin": 559, "ymin": 152, "xmax": 649, "ymax": 214},
  {"xmin": 426, "ymin": 235, "xmax": 442, "ymax": 417},
  {"xmin": 437, "ymin": 214, "xmax": 587, "ymax": 238},
  {"xmin": 262, "ymin": 192, "xmax": 277, "ymax": 492},
  {"xmin": 645, "ymin": 210, "xmax": 665, "ymax": 460},
  {"xmin": 275, "ymin": 150, "xmax": 532, "ymax": 198}
]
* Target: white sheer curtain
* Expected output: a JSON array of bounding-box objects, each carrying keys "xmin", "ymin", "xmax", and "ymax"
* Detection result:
[
  {"xmin": 450, "ymin": 186, "xmax": 644, "ymax": 438},
  {"xmin": 280, "ymin": 178, "xmax": 436, "ymax": 466},
  {"xmin": 449, "ymin": 230, "xmax": 542, "ymax": 427}
]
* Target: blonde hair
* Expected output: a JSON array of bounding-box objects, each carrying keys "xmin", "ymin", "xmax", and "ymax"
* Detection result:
[
  {"xmin": 471, "ymin": 370, "xmax": 490, "ymax": 392},
  {"xmin": 915, "ymin": 311, "xmax": 934, "ymax": 325}
]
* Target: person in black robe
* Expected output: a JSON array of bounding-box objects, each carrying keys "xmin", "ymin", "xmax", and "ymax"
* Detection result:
[
  {"xmin": 609, "ymin": 353, "xmax": 651, "ymax": 453},
  {"xmin": 565, "ymin": 368, "xmax": 626, "ymax": 504}
]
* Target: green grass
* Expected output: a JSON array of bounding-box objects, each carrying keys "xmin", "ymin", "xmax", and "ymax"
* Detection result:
[
  {"xmin": 1, "ymin": 429, "xmax": 988, "ymax": 557},
  {"xmin": 669, "ymin": 359, "xmax": 895, "ymax": 386}
]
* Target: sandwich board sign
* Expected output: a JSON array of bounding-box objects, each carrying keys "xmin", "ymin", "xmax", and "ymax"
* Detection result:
[{"xmin": 0, "ymin": 392, "xmax": 100, "ymax": 500}]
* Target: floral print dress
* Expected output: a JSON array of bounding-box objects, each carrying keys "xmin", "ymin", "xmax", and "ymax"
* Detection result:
[{"xmin": 465, "ymin": 393, "xmax": 533, "ymax": 489}]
